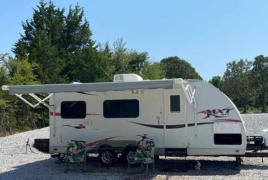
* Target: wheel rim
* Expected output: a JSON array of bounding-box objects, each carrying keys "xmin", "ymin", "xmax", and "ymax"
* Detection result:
[
  {"xmin": 59, "ymin": 153, "xmax": 65, "ymax": 160},
  {"xmin": 101, "ymin": 151, "xmax": 113, "ymax": 164},
  {"xmin": 127, "ymin": 151, "xmax": 136, "ymax": 164}
]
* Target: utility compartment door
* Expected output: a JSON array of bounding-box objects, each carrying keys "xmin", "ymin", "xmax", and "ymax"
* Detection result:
[{"xmin": 164, "ymin": 89, "xmax": 187, "ymax": 148}]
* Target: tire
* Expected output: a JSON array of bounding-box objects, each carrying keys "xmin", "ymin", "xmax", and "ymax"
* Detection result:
[
  {"xmin": 126, "ymin": 150, "xmax": 136, "ymax": 165},
  {"xmin": 58, "ymin": 153, "xmax": 65, "ymax": 161},
  {"xmin": 121, "ymin": 147, "xmax": 137, "ymax": 165},
  {"xmin": 99, "ymin": 150, "xmax": 116, "ymax": 166}
]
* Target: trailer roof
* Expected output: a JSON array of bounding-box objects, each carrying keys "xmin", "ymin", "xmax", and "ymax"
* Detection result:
[{"xmin": 2, "ymin": 79, "xmax": 182, "ymax": 95}]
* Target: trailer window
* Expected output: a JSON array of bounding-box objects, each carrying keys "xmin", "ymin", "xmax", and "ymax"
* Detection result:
[
  {"xmin": 170, "ymin": 95, "xmax": 180, "ymax": 112},
  {"xmin": 61, "ymin": 101, "xmax": 86, "ymax": 119},
  {"xmin": 103, "ymin": 99, "xmax": 139, "ymax": 118},
  {"xmin": 214, "ymin": 134, "xmax": 242, "ymax": 145}
]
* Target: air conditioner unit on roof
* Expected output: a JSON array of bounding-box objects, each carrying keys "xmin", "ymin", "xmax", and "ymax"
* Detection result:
[{"xmin": 113, "ymin": 74, "xmax": 143, "ymax": 82}]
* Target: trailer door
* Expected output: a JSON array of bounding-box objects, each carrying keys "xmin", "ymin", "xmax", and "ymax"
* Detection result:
[
  {"xmin": 164, "ymin": 89, "xmax": 187, "ymax": 148},
  {"xmin": 137, "ymin": 89, "xmax": 165, "ymax": 148}
]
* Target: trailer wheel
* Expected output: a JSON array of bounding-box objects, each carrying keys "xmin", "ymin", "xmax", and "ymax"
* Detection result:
[
  {"xmin": 58, "ymin": 153, "xmax": 65, "ymax": 161},
  {"xmin": 121, "ymin": 147, "xmax": 137, "ymax": 164},
  {"xmin": 126, "ymin": 150, "xmax": 136, "ymax": 165},
  {"xmin": 99, "ymin": 150, "xmax": 116, "ymax": 165}
]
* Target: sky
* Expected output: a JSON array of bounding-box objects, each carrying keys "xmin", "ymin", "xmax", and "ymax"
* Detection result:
[{"xmin": 1, "ymin": 0, "xmax": 268, "ymax": 80}]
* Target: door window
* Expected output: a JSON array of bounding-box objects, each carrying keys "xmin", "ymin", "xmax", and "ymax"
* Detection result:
[{"xmin": 170, "ymin": 95, "xmax": 180, "ymax": 112}]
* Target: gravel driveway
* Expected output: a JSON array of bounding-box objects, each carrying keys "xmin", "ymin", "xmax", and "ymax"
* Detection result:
[{"xmin": 1, "ymin": 114, "xmax": 268, "ymax": 180}]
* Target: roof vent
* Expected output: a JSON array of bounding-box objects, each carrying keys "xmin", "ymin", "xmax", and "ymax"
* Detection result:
[{"xmin": 113, "ymin": 74, "xmax": 143, "ymax": 82}]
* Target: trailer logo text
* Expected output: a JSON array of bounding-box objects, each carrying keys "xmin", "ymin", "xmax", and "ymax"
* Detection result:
[{"xmin": 198, "ymin": 108, "xmax": 233, "ymax": 119}]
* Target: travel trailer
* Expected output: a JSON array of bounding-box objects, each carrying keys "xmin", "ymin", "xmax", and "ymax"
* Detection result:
[{"xmin": 2, "ymin": 74, "xmax": 268, "ymax": 165}]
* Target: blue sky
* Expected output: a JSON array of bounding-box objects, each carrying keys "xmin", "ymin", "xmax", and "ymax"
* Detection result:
[{"xmin": 1, "ymin": 0, "xmax": 268, "ymax": 80}]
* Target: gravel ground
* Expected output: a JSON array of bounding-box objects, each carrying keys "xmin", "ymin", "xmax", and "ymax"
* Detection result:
[{"xmin": 1, "ymin": 114, "xmax": 268, "ymax": 180}]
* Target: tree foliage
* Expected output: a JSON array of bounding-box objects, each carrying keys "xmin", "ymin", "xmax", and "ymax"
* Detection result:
[
  {"xmin": 160, "ymin": 56, "xmax": 201, "ymax": 79},
  {"xmin": 142, "ymin": 62, "xmax": 163, "ymax": 80},
  {"xmin": 0, "ymin": 54, "xmax": 45, "ymax": 136},
  {"xmin": 221, "ymin": 60, "xmax": 253, "ymax": 113},
  {"xmin": 252, "ymin": 55, "xmax": 268, "ymax": 112},
  {"xmin": 109, "ymin": 38, "xmax": 149, "ymax": 76},
  {"xmin": 209, "ymin": 76, "xmax": 223, "ymax": 90},
  {"xmin": 208, "ymin": 56, "xmax": 268, "ymax": 113},
  {"xmin": 13, "ymin": 1, "xmax": 108, "ymax": 83}
]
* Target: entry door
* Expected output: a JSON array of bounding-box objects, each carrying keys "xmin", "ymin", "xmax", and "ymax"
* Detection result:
[
  {"xmin": 164, "ymin": 89, "xmax": 187, "ymax": 148},
  {"xmin": 138, "ymin": 89, "xmax": 165, "ymax": 148}
]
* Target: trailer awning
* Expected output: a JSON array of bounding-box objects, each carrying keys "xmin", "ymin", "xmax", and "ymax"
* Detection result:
[{"xmin": 2, "ymin": 79, "xmax": 182, "ymax": 95}]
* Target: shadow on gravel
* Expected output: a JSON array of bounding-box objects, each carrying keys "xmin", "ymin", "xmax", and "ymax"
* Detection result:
[{"xmin": 2, "ymin": 157, "xmax": 268, "ymax": 180}]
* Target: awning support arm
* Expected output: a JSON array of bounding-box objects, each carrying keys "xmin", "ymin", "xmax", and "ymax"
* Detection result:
[{"xmin": 15, "ymin": 93, "xmax": 53, "ymax": 110}]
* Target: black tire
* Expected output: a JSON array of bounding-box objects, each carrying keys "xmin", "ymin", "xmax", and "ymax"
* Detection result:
[
  {"xmin": 121, "ymin": 147, "xmax": 137, "ymax": 165},
  {"xmin": 58, "ymin": 153, "xmax": 65, "ymax": 161},
  {"xmin": 99, "ymin": 150, "xmax": 116, "ymax": 166}
]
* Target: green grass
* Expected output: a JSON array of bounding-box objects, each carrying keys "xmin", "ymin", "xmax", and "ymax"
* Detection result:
[{"xmin": 239, "ymin": 106, "xmax": 265, "ymax": 114}]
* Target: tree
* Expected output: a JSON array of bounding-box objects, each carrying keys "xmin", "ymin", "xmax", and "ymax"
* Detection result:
[
  {"xmin": 127, "ymin": 51, "xmax": 148, "ymax": 74},
  {"xmin": 252, "ymin": 55, "xmax": 268, "ymax": 112},
  {"xmin": 110, "ymin": 38, "xmax": 150, "ymax": 76},
  {"xmin": 0, "ymin": 54, "xmax": 9, "ymax": 86},
  {"xmin": 141, "ymin": 62, "xmax": 163, "ymax": 80},
  {"xmin": 0, "ymin": 54, "xmax": 42, "ymax": 135},
  {"xmin": 95, "ymin": 42, "xmax": 114, "ymax": 81},
  {"xmin": 13, "ymin": 1, "xmax": 107, "ymax": 83},
  {"xmin": 0, "ymin": 54, "xmax": 38, "ymax": 85},
  {"xmin": 209, "ymin": 76, "xmax": 223, "ymax": 90},
  {"xmin": 222, "ymin": 59, "xmax": 253, "ymax": 113},
  {"xmin": 110, "ymin": 39, "xmax": 128, "ymax": 74},
  {"xmin": 14, "ymin": 1, "xmax": 66, "ymax": 83},
  {"xmin": 160, "ymin": 56, "xmax": 201, "ymax": 79}
]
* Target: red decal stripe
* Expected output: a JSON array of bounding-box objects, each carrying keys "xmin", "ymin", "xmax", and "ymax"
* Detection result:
[
  {"xmin": 50, "ymin": 112, "xmax": 100, "ymax": 116},
  {"xmin": 76, "ymin": 124, "xmax": 86, "ymax": 129},
  {"xmin": 50, "ymin": 112, "xmax": 61, "ymax": 116},
  {"xmin": 86, "ymin": 113, "xmax": 101, "ymax": 115},
  {"xmin": 214, "ymin": 119, "xmax": 242, "ymax": 123},
  {"xmin": 86, "ymin": 137, "xmax": 117, "ymax": 147}
]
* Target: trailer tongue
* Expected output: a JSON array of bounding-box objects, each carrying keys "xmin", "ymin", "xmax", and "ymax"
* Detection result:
[{"xmin": 245, "ymin": 133, "xmax": 268, "ymax": 157}]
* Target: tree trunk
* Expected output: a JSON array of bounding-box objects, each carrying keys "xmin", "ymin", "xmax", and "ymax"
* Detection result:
[
  {"xmin": 262, "ymin": 90, "xmax": 266, "ymax": 113},
  {"xmin": 243, "ymin": 105, "xmax": 247, "ymax": 113}
]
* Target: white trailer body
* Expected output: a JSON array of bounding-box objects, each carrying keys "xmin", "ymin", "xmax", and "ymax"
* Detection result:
[{"xmin": 2, "ymin": 74, "xmax": 247, "ymax": 157}]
